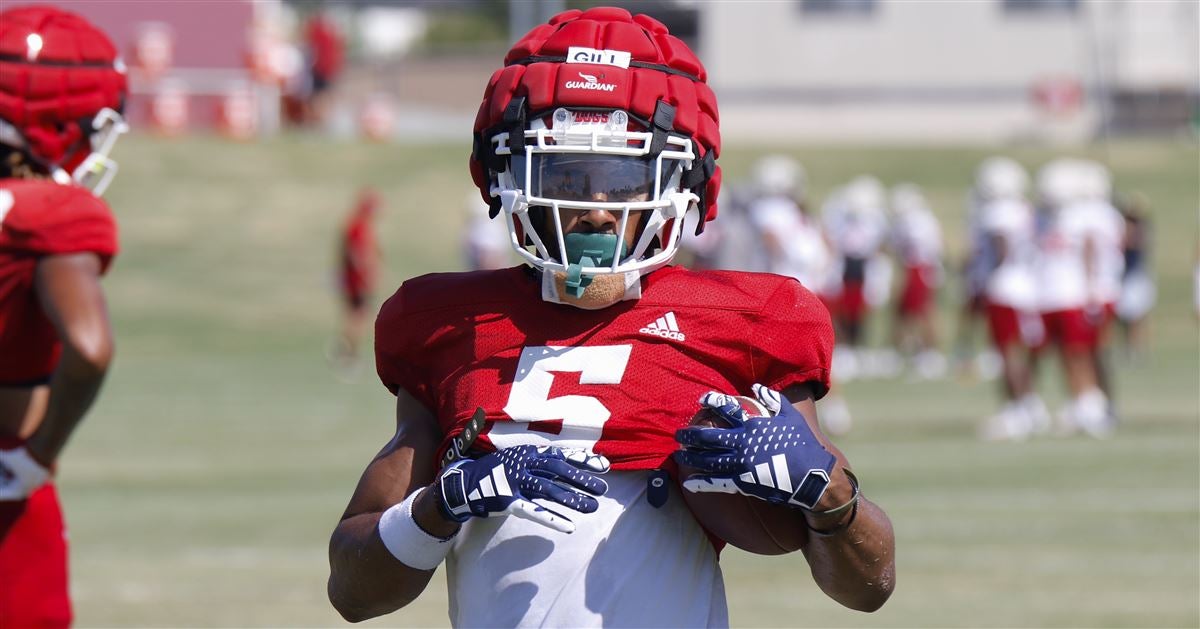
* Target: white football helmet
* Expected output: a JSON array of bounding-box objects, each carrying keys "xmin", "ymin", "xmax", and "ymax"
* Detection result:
[
  {"xmin": 890, "ymin": 183, "xmax": 927, "ymax": 217},
  {"xmin": 1037, "ymin": 159, "xmax": 1080, "ymax": 209},
  {"xmin": 975, "ymin": 157, "xmax": 1029, "ymax": 201},
  {"xmin": 753, "ymin": 154, "xmax": 806, "ymax": 201},
  {"xmin": 843, "ymin": 175, "xmax": 885, "ymax": 214}
]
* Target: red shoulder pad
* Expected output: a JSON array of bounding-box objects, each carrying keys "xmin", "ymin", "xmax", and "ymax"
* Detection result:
[{"xmin": 0, "ymin": 180, "xmax": 118, "ymax": 272}]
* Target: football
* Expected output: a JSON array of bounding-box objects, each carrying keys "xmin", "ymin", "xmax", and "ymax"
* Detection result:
[{"xmin": 677, "ymin": 395, "xmax": 810, "ymax": 555}]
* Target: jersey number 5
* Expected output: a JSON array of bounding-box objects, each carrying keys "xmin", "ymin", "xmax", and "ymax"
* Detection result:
[{"xmin": 490, "ymin": 345, "xmax": 632, "ymax": 451}]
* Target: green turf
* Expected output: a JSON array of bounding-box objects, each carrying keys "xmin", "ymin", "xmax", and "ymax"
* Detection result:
[{"xmin": 57, "ymin": 134, "xmax": 1198, "ymax": 627}]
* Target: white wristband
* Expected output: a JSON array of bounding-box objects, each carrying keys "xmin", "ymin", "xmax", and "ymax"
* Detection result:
[{"xmin": 377, "ymin": 487, "xmax": 457, "ymax": 570}]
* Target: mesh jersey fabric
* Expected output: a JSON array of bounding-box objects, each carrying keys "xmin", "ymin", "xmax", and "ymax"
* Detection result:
[{"xmin": 374, "ymin": 265, "xmax": 833, "ymax": 472}]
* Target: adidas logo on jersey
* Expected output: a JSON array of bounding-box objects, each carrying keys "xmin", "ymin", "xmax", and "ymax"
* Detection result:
[
  {"xmin": 466, "ymin": 464, "xmax": 513, "ymax": 502},
  {"xmin": 640, "ymin": 311, "xmax": 686, "ymax": 341}
]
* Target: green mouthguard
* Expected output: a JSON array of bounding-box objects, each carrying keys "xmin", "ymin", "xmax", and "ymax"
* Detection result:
[{"xmin": 562, "ymin": 233, "xmax": 626, "ymax": 298}]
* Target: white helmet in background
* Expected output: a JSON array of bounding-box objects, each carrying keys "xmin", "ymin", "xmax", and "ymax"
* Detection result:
[
  {"xmin": 1077, "ymin": 160, "xmax": 1112, "ymax": 202},
  {"xmin": 975, "ymin": 157, "xmax": 1028, "ymax": 201},
  {"xmin": 890, "ymin": 182, "xmax": 927, "ymax": 216},
  {"xmin": 844, "ymin": 175, "xmax": 885, "ymax": 214},
  {"xmin": 753, "ymin": 154, "xmax": 807, "ymax": 201},
  {"xmin": 1036, "ymin": 158, "xmax": 1084, "ymax": 209}
]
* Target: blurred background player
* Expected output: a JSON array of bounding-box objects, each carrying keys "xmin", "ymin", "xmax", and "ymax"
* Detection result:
[
  {"xmin": 329, "ymin": 187, "xmax": 381, "ymax": 377},
  {"xmin": 301, "ymin": 9, "xmax": 345, "ymax": 126},
  {"xmin": 823, "ymin": 175, "xmax": 891, "ymax": 380},
  {"xmin": 747, "ymin": 155, "xmax": 838, "ymax": 297},
  {"xmin": 971, "ymin": 157, "xmax": 1049, "ymax": 441},
  {"xmin": 1033, "ymin": 159, "xmax": 1121, "ymax": 438},
  {"xmin": 1114, "ymin": 191, "xmax": 1155, "ymax": 360},
  {"xmin": 887, "ymin": 183, "xmax": 946, "ymax": 380},
  {"xmin": 1074, "ymin": 160, "xmax": 1126, "ymax": 413},
  {"xmin": 461, "ymin": 194, "xmax": 511, "ymax": 271},
  {"xmin": 746, "ymin": 155, "xmax": 851, "ymax": 434},
  {"xmin": 0, "ymin": 6, "xmax": 128, "ymax": 627},
  {"xmin": 954, "ymin": 175, "xmax": 1004, "ymax": 383},
  {"xmin": 679, "ymin": 180, "xmax": 767, "ymax": 273}
]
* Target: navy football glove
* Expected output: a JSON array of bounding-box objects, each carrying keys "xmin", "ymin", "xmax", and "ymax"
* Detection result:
[
  {"xmin": 674, "ymin": 384, "xmax": 836, "ymax": 510},
  {"xmin": 437, "ymin": 445, "xmax": 610, "ymax": 534}
]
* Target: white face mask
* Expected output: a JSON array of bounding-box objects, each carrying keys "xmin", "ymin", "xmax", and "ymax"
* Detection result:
[{"xmin": 490, "ymin": 108, "xmax": 700, "ymax": 308}]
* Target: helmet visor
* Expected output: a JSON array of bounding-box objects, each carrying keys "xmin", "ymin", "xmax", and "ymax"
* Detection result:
[{"xmin": 518, "ymin": 153, "xmax": 679, "ymax": 204}]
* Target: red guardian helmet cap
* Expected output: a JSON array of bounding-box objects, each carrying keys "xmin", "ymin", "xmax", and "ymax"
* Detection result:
[
  {"xmin": 469, "ymin": 7, "xmax": 721, "ymax": 282},
  {"xmin": 0, "ymin": 5, "xmax": 129, "ymax": 195}
]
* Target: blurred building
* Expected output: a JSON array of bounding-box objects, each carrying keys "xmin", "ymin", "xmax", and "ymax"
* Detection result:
[
  {"xmin": 49, "ymin": 0, "xmax": 1196, "ymax": 145},
  {"xmin": 700, "ymin": 0, "xmax": 1199, "ymax": 144},
  {"xmin": 57, "ymin": 0, "xmax": 284, "ymax": 136}
]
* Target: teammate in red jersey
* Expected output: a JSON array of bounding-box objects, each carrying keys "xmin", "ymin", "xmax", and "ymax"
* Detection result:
[
  {"xmin": 0, "ymin": 6, "xmax": 129, "ymax": 627},
  {"xmin": 329, "ymin": 187, "xmax": 381, "ymax": 374},
  {"xmin": 327, "ymin": 8, "xmax": 894, "ymax": 626}
]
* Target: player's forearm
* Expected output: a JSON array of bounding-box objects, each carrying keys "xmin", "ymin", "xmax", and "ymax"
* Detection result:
[
  {"xmin": 327, "ymin": 512, "xmax": 437, "ymax": 622},
  {"xmin": 802, "ymin": 498, "xmax": 896, "ymax": 612},
  {"xmin": 25, "ymin": 341, "xmax": 111, "ymax": 464}
]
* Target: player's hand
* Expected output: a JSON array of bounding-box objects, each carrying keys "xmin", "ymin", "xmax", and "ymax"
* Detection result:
[
  {"xmin": 436, "ymin": 445, "xmax": 610, "ymax": 534},
  {"xmin": 0, "ymin": 444, "xmax": 51, "ymax": 501},
  {"xmin": 674, "ymin": 384, "xmax": 836, "ymax": 510}
]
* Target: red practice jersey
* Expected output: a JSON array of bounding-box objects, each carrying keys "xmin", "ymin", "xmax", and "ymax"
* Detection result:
[
  {"xmin": 376, "ymin": 265, "xmax": 833, "ymax": 472},
  {"xmin": 0, "ymin": 180, "xmax": 118, "ymax": 384},
  {"xmin": 340, "ymin": 216, "xmax": 376, "ymax": 299}
]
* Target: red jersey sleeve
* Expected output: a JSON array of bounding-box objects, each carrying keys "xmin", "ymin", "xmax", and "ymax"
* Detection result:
[
  {"xmin": 0, "ymin": 182, "xmax": 118, "ymax": 273},
  {"xmin": 748, "ymin": 278, "xmax": 834, "ymax": 399},
  {"xmin": 374, "ymin": 283, "xmax": 435, "ymax": 409}
]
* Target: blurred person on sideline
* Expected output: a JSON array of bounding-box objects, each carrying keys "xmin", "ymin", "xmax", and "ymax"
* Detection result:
[
  {"xmin": 822, "ymin": 176, "xmax": 891, "ymax": 380},
  {"xmin": 326, "ymin": 8, "xmax": 895, "ymax": 626},
  {"xmin": 462, "ymin": 194, "xmax": 511, "ymax": 271},
  {"xmin": 678, "ymin": 182, "xmax": 768, "ymax": 273},
  {"xmin": 1032, "ymin": 159, "xmax": 1122, "ymax": 438},
  {"xmin": 1113, "ymin": 191, "xmax": 1155, "ymax": 360},
  {"xmin": 329, "ymin": 188, "xmax": 382, "ymax": 376},
  {"xmin": 0, "ymin": 6, "xmax": 128, "ymax": 626},
  {"xmin": 954, "ymin": 180, "xmax": 1004, "ymax": 382},
  {"xmin": 302, "ymin": 10, "xmax": 345, "ymax": 125},
  {"xmin": 887, "ymin": 183, "xmax": 946, "ymax": 380},
  {"xmin": 746, "ymin": 155, "xmax": 851, "ymax": 434},
  {"xmin": 970, "ymin": 158, "xmax": 1050, "ymax": 441},
  {"xmin": 1073, "ymin": 160, "xmax": 1125, "ymax": 416}
]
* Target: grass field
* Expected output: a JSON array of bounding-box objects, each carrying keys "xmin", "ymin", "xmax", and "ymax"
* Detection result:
[{"xmin": 59, "ymin": 133, "xmax": 1198, "ymax": 627}]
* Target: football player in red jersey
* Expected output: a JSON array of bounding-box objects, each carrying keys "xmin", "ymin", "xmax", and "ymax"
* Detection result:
[
  {"xmin": 327, "ymin": 8, "xmax": 895, "ymax": 625},
  {"xmin": 0, "ymin": 5, "xmax": 129, "ymax": 627},
  {"xmin": 329, "ymin": 187, "xmax": 382, "ymax": 374}
]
